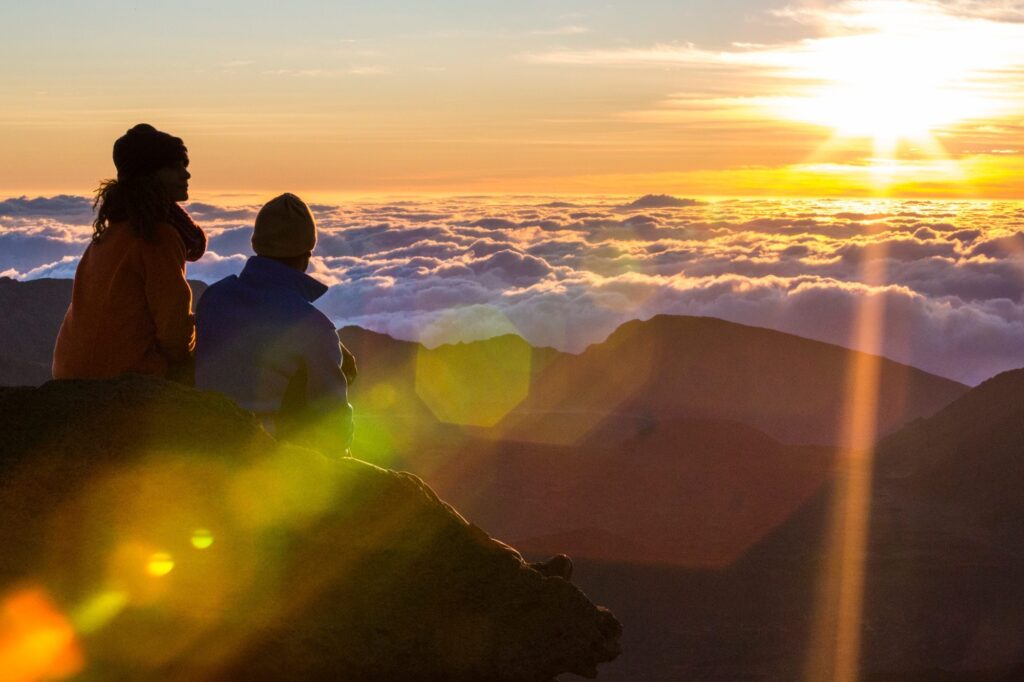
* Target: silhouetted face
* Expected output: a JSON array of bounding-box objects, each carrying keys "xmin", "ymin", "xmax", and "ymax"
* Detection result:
[{"xmin": 154, "ymin": 158, "xmax": 190, "ymax": 202}]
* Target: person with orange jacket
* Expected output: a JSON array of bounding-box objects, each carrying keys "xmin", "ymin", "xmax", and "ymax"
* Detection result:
[{"xmin": 52, "ymin": 123, "xmax": 206, "ymax": 381}]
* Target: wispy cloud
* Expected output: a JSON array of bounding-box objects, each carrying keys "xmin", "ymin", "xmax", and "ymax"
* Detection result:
[
  {"xmin": 347, "ymin": 65, "xmax": 391, "ymax": 76},
  {"xmin": 530, "ymin": 25, "xmax": 590, "ymax": 36},
  {"xmin": 522, "ymin": 43, "xmax": 712, "ymax": 67},
  {"xmin": 264, "ymin": 65, "xmax": 391, "ymax": 78}
]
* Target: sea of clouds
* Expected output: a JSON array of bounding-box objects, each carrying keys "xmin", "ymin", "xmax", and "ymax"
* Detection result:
[{"xmin": 2, "ymin": 193, "xmax": 1023, "ymax": 385}]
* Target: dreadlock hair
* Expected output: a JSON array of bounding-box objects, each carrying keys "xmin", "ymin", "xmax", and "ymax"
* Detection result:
[{"xmin": 92, "ymin": 175, "xmax": 171, "ymax": 243}]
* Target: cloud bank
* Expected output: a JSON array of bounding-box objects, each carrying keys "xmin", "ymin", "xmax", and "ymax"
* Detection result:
[{"xmin": 4, "ymin": 193, "xmax": 1024, "ymax": 384}]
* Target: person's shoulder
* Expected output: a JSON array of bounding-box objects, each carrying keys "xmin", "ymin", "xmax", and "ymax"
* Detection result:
[
  {"xmin": 90, "ymin": 220, "xmax": 133, "ymax": 248},
  {"xmin": 206, "ymin": 272, "xmax": 240, "ymax": 288},
  {"xmin": 297, "ymin": 302, "xmax": 336, "ymax": 334},
  {"xmin": 195, "ymin": 274, "xmax": 241, "ymax": 310}
]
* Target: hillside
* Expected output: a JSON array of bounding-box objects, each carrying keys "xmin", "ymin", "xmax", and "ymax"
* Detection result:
[
  {"xmin": 571, "ymin": 369, "xmax": 1024, "ymax": 680},
  {"xmin": 420, "ymin": 416, "xmax": 836, "ymax": 568}
]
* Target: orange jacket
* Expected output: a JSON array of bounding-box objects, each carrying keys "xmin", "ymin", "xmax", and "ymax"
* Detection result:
[{"xmin": 52, "ymin": 220, "xmax": 195, "ymax": 379}]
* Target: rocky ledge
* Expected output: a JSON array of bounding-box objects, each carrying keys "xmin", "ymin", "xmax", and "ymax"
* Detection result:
[{"xmin": 0, "ymin": 376, "xmax": 620, "ymax": 681}]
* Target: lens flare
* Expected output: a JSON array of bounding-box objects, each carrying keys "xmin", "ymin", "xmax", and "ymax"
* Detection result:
[
  {"xmin": 806, "ymin": 243, "xmax": 888, "ymax": 682},
  {"xmin": 349, "ymin": 414, "xmax": 400, "ymax": 467},
  {"xmin": 70, "ymin": 591, "xmax": 128, "ymax": 635},
  {"xmin": 367, "ymin": 383, "xmax": 399, "ymax": 410},
  {"xmin": 146, "ymin": 553, "xmax": 175, "ymax": 577},
  {"xmin": 190, "ymin": 529, "xmax": 214, "ymax": 550},
  {"xmin": 415, "ymin": 333, "xmax": 532, "ymax": 427},
  {"xmin": 227, "ymin": 445, "xmax": 345, "ymax": 530},
  {"xmin": 0, "ymin": 587, "xmax": 84, "ymax": 682}
]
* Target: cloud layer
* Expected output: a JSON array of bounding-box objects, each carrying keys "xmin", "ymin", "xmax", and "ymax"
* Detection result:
[{"xmin": 4, "ymin": 193, "xmax": 1024, "ymax": 384}]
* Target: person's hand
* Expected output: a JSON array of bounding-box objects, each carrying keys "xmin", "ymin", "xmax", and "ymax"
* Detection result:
[{"xmin": 340, "ymin": 343, "xmax": 358, "ymax": 385}]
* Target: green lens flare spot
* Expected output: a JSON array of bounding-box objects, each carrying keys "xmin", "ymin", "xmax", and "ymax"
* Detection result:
[
  {"xmin": 71, "ymin": 591, "xmax": 129, "ymax": 634},
  {"xmin": 367, "ymin": 382, "xmax": 398, "ymax": 410},
  {"xmin": 146, "ymin": 552, "xmax": 175, "ymax": 577},
  {"xmin": 191, "ymin": 529, "xmax": 214, "ymax": 550},
  {"xmin": 415, "ymin": 331, "xmax": 532, "ymax": 427}
]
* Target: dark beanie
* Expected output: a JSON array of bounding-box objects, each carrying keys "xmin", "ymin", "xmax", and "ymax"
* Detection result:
[
  {"xmin": 112, "ymin": 123, "xmax": 188, "ymax": 179},
  {"xmin": 252, "ymin": 193, "xmax": 318, "ymax": 257}
]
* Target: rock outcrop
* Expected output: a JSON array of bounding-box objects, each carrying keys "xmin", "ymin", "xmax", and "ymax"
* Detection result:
[{"xmin": 0, "ymin": 376, "xmax": 620, "ymax": 681}]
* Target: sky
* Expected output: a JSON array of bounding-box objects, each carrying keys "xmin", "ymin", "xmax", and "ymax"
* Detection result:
[{"xmin": 2, "ymin": 0, "xmax": 1024, "ymax": 197}]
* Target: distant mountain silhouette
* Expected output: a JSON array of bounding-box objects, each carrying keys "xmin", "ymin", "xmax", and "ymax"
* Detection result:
[
  {"xmin": 0, "ymin": 355, "xmax": 50, "ymax": 386},
  {"xmin": 617, "ymin": 194, "xmax": 703, "ymax": 210},
  {"xmin": 499, "ymin": 315, "xmax": 968, "ymax": 447},
  {"xmin": 0, "ymin": 278, "xmax": 73, "ymax": 384},
  {"xmin": 0, "ymin": 277, "xmax": 207, "ymax": 385}
]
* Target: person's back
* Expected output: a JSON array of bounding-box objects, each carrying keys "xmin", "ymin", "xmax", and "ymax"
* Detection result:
[{"xmin": 195, "ymin": 194, "xmax": 352, "ymax": 456}]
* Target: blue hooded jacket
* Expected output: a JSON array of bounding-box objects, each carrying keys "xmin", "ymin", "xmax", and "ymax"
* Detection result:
[{"xmin": 195, "ymin": 256, "xmax": 352, "ymax": 454}]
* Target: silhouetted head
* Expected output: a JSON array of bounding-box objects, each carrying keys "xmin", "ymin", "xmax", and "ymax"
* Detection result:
[
  {"xmin": 113, "ymin": 124, "xmax": 188, "ymax": 181},
  {"xmin": 252, "ymin": 193, "xmax": 317, "ymax": 272},
  {"xmin": 93, "ymin": 123, "xmax": 192, "ymax": 241}
]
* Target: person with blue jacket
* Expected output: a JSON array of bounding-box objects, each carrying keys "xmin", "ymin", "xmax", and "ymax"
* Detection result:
[{"xmin": 195, "ymin": 193, "xmax": 356, "ymax": 456}]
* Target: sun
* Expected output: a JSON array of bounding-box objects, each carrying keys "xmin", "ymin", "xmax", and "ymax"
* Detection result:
[
  {"xmin": 796, "ymin": 44, "xmax": 961, "ymax": 144},
  {"xmin": 763, "ymin": 1, "xmax": 1018, "ymax": 151},
  {"xmin": 789, "ymin": 35, "xmax": 974, "ymax": 150}
]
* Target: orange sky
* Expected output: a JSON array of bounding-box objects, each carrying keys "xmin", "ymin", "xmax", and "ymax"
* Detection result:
[{"xmin": 2, "ymin": 0, "xmax": 1023, "ymax": 198}]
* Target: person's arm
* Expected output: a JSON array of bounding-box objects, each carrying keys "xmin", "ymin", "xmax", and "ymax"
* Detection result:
[
  {"xmin": 300, "ymin": 313, "xmax": 354, "ymax": 455},
  {"xmin": 141, "ymin": 223, "xmax": 195, "ymax": 367}
]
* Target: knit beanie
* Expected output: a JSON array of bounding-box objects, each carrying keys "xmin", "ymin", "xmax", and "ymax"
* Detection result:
[
  {"xmin": 112, "ymin": 123, "xmax": 188, "ymax": 180},
  {"xmin": 252, "ymin": 193, "xmax": 318, "ymax": 258}
]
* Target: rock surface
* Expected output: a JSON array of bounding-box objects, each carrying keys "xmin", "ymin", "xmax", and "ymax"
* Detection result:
[{"xmin": 0, "ymin": 376, "xmax": 620, "ymax": 681}]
